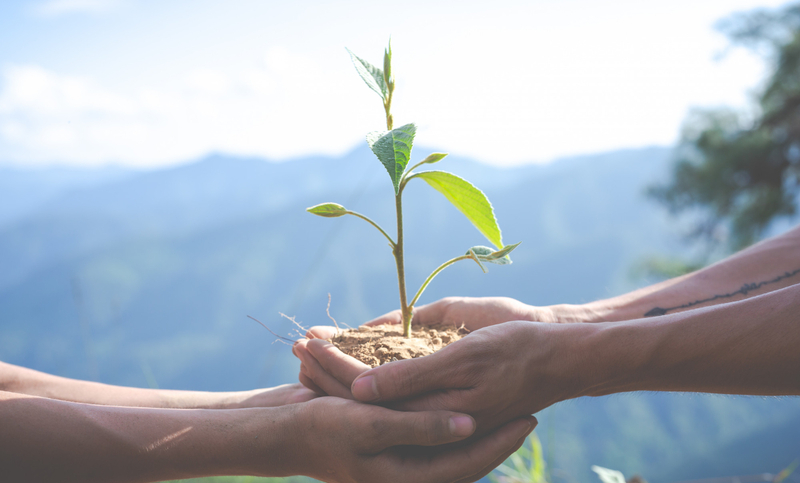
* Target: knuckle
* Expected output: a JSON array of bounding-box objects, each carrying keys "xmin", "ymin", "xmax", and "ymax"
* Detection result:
[{"xmin": 414, "ymin": 412, "xmax": 446, "ymax": 445}]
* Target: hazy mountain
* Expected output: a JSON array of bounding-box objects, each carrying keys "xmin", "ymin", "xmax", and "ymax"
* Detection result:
[{"xmin": 0, "ymin": 146, "xmax": 797, "ymax": 482}]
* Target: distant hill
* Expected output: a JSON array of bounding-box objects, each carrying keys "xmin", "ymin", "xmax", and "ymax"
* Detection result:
[{"xmin": 0, "ymin": 146, "xmax": 798, "ymax": 482}]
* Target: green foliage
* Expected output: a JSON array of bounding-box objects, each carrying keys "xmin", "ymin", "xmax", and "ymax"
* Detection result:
[
  {"xmin": 366, "ymin": 123, "xmax": 417, "ymax": 194},
  {"xmin": 346, "ymin": 48, "xmax": 388, "ymax": 101},
  {"xmin": 591, "ymin": 466, "xmax": 627, "ymax": 483},
  {"xmin": 630, "ymin": 255, "xmax": 704, "ymax": 282},
  {"xmin": 414, "ymin": 170, "xmax": 505, "ymax": 249},
  {"xmin": 467, "ymin": 242, "xmax": 521, "ymax": 266},
  {"xmin": 306, "ymin": 203, "xmax": 348, "ymax": 217},
  {"xmin": 775, "ymin": 459, "xmax": 799, "ymax": 483},
  {"xmin": 490, "ymin": 431, "xmax": 548, "ymax": 483},
  {"xmin": 309, "ymin": 41, "xmax": 518, "ymax": 337},
  {"xmin": 650, "ymin": 4, "xmax": 800, "ymax": 250},
  {"xmin": 419, "ymin": 152, "xmax": 448, "ymax": 165}
]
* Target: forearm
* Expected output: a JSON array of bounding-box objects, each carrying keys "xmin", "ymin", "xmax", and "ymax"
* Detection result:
[
  {"xmin": 0, "ymin": 390, "xmax": 298, "ymax": 482},
  {"xmin": 547, "ymin": 224, "xmax": 800, "ymax": 322},
  {"xmin": 564, "ymin": 283, "xmax": 800, "ymax": 398},
  {"xmin": 0, "ymin": 361, "xmax": 266, "ymax": 409}
]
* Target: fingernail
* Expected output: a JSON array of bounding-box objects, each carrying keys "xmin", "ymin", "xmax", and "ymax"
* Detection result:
[
  {"xmin": 449, "ymin": 416, "xmax": 475, "ymax": 437},
  {"xmin": 518, "ymin": 419, "xmax": 533, "ymax": 438},
  {"xmin": 352, "ymin": 375, "xmax": 379, "ymax": 401}
]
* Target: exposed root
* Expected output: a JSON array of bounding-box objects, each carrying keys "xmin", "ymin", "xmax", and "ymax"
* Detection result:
[
  {"xmin": 278, "ymin": 312, "xmax": 310, "ymax": 340},
  {"xmin": 247, "ymin": 315, "xmax": 295, "ymax": 346},
  {"xmin": 326, "ymin": 293, "xmax": 344, "ymax": 333}
]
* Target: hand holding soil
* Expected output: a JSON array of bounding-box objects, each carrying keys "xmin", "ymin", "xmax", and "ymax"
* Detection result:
[{"xmin": 296, "ymin": 321, "xmax": 580, "ymax": 435}]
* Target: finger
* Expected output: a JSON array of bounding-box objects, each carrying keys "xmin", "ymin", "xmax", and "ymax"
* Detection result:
[
  {"xmin": 451, "ymin": 416, "xmax": 538, "ymax": 483},
  {"xmin": 364, "ymin": 301, "xmax": 442, "ymax": 327},
  {"xmin": 298, "ymin": 372, "xmax": 326, "ymax": 396},
  {"xmin": 351, "ymin": 346, "xmax": 461, "ymax": 402},
  {"xmin": 295, "ymin": 341, "xmax": 354, "ymax": 399},
  {"xmin": 369, "ymin": 409, "xmax": 477, "ymax": 451},
  {"xmin": 365, "ymin": 309, "xmax": 403, "ymax": 327},
  {"xmin": 420, "ymin": 416, "xmax": 536, "ymax": 483},
  {"xmin": 306, "ymin": 325, "xmax": 339, "ymax": 339},
  {"xmin": 306, "ymin": 339, "xmax": 370, "ymax": 388}
]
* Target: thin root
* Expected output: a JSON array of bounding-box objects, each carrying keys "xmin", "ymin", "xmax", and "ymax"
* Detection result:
[
  {"xmin": 248, "ymin": 315, "xmax": 296, "ymax": 345},
  {"xmin": 326, "ymin": 293, "xmax": 343, "ymax": 333}
]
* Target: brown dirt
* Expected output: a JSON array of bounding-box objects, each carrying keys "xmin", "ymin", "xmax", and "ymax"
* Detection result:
[{"xmin": 327, "ymin": 323, "xmax": 469, "ymax": 368}]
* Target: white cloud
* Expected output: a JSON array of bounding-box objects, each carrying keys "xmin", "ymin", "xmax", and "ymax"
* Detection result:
[
  {"xmin": 33, "ymin": 0, "xmax": 123, "ymax": 17},
  {"xmin": 0, "ymin": 50, "xmax": 372, "ymax": 166}
]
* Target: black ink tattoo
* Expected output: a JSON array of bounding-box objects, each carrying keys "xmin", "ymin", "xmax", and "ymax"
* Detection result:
[{"xmin": 644, "ymin": 268, "xmax": 800, "ymax": 317}]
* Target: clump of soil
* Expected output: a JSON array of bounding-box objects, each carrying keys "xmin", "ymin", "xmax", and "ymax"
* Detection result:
[{"xmin": 327, "ymin": 323, "xmax": 469, "ymax": 368}]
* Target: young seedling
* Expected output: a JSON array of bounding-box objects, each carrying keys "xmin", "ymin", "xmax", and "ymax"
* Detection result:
[{"xmin": 307, "ymin": 41, "xmax": 520, "ymax": 338}]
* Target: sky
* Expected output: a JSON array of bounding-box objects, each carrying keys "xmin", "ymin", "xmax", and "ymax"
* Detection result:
[{"xmin": 0, "ymin": 0, "xmax": 793, "ymax": 168}]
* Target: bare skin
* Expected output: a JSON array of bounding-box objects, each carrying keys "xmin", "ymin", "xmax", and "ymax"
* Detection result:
[
  {"xmin": 297, "ymin": 284, "xmax": 800, "ymax": 434},
  {"xmin": 0, "ymin": 361, "xmax": 315, "ymax": 409},
  {"xmin": 362, "ymin": 224, "xmax": 800, "ymax": 328},
  {"xmin": 0, "ymin": 376, "xmax": 536, "ymax": 482},
  {"xmin": 294, "ymin": 225, "xmax": 800, "ymax": 434}
]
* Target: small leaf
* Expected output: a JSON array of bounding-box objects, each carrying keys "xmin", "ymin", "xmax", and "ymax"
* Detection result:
[
  {"xmin": 367, "ymin": 123, "xmax": 416, "ymax": 194},
  {"xmin": 307, "ymin": 203, "xmax": 348, "ymax": 217},
  {"xmin": 465, "ymin": 242, "xmax": 520, "ymax": 265},
  {"xmin": 467, "ymin": 246, "xmax": 494, "ymax": 257},
  {"xmin": 417, "ymin": 171, "xmax": 503, "ymax": 248},
  {"xmin": 421, "ymin": 153, "xmax": 448, "ymax": 165},
  {"xmin": 467, "ymin": 248, "xmax": 487, "ymax": 273},
  {"xmin": 346, "ymin": 48, "xmax": 388, "ymax": 101}
]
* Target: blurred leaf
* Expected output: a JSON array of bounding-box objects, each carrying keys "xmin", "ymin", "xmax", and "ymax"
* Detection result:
[
  {"xmin": 346, "ymin": 48, "xmax": 388, "ymax": 100},
  {"xmin": 775, "ymin": 459, "xmax": 800, "ymax": 483},
  {"xmin": 367, "ymin": 123, "xmax": 416, "ymax": 194},
  {"xmin": 307, "ymin": 203, "xmax": 348, "ymax": 217},
  {"xmin": 420, "ymin": 152, "xmax": 448, "ymax": 165},
  {"xmin": 631, "ymin": 256, "xmax": 704, "ymax": 282},
  {"xmin": 591, "ymin": 466, "xmax": 626, "ymax": 483},
  {"xmin": 490, "ymin": 432, "xmax": 547, "ymax": 483},
  {"xmin": 417, "ymin": 170, "xmax": 503, "ymax": 249}
]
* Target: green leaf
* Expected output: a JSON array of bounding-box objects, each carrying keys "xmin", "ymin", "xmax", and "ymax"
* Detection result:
[
  {"xmin": 465, "ymin": 242, "xmax": 520, "ymax": 265},
  {"xmin": 367, "ymin": 123, "xmax": 416, "ymax": 194},
  {"xmin": 417, "ymin": 170, "xmax": 503, "ymax": 248},
  {"xmin": 346, "ymin": 48, "xmax": 388, "ymax": 101},
  {"xmin": 467, "ymin": 248, "xmax": 487, "ymax": 273},
  {"xmin": 307, "ymin": 203, "xmax": 348, "ymax": 217},
  {"xmin": 420, "ymin": 153, "xmax": 448, "ymax": 165}
]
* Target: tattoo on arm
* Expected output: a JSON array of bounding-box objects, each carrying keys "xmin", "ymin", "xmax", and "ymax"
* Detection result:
[{"xmin": 644, "ymin": 268, "xmax": 800, "ymax": 317}]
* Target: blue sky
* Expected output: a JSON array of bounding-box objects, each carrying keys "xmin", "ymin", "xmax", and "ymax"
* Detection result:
[{"xmin": 0, "ymin": 0, "xmax": 791, "ymax": 167}]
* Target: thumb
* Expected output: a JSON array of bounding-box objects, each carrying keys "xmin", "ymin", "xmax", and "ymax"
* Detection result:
[
  {"xmin": 351, "ymin": 348, "xmax": 459, "ymax": 402},
  {"xmin": 373, "ymin": 410, "xmax": 477, "ymax": 450}
]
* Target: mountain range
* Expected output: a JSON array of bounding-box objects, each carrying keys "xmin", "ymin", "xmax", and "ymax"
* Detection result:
[{"xmin": 1, "ymin": 145, "xmax": 798, "ymax": 482}]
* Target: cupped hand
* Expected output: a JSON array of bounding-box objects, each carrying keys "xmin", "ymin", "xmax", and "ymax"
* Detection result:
[
  {"xmin": 365, "ymin": 296, "xmax": 554, "ymax": 331},
  {"xmin": 290, "ymin": 396, "xmax": 537, "ymax": 483},
  {"xmin": 295, "ymin": 321, "xmax": 586, "ymax": 434}
]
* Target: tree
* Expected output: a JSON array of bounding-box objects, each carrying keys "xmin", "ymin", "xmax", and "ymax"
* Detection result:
[{"xmin": 650, "ymin": 3, "xmax": 800, "ymax": 251}]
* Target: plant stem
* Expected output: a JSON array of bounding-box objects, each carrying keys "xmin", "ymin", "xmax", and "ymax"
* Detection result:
[
  {"xmin": 408, "ymin": 255, "xmax": 474, "ymax": 309},
  {"xmin": 393, "ymin": 191, "xmax": 413, "ymax": 338},
  {"xmin": 384, "ymin": 91, "xmax": 393, "ymax": 130},
  {"xmin": 345, "ymin": 211, "xmax": 395, "ymax": 247}
]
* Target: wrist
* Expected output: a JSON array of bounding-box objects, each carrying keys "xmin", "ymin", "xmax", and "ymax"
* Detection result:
[{"xmin": 541, "ymin": 303, "xmax": 607, "ymax": 323}]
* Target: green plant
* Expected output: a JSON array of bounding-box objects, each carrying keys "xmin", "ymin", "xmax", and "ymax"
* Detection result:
[
  {"xmin": 490, "ymin": 431, "xmax": 548, "ymax": 483},
  {"xmin": 307, "ymin": 40, "xmax": 519, "ymax": 338}
]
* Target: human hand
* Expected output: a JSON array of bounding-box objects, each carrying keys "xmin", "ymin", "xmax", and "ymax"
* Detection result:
[
  {"xmin": 364, "ymin": 296, "xmax": 555, "ymax": 331},
  {"xmin": 288, "ymin": 396, "xmax": 537, "ymax": 483},
  {"xmin": 295, "ymin": 321, "xmax": 588, "ymax": 434}
]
